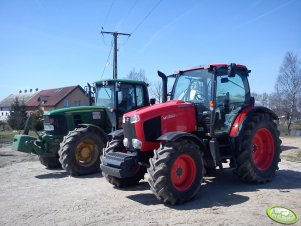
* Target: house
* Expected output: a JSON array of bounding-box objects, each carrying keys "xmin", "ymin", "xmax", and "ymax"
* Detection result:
[
  {"xmin": 0, "ymin": 92, "xmax": 36, "ymax": 121},
  {"xmin": 0, "ymin": 85, "xmax": 90, "ymax": 121},
  {"xmin": 26, "ymin": 85, "xmax": 89, "ymax": 112}
]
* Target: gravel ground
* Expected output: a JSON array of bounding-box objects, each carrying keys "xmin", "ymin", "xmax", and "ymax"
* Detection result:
[{"xmin": 0, "ymin": 137, "xmax": 300, "ymax": 226}]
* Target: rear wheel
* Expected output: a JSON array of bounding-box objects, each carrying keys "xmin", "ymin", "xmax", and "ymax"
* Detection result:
[
  {"xmin": 39, "ymin": 156, "xmax": 61, "ymax": 169},
  {"xmin": 235, "ymin": 113, "xmax": 281, "ymax": 183},
  {"xmin": 102, "ymin": 140, "xmax": 146, "ymax": 187},
  {"xmin": 59, "ymin": 127, "xmax": 105, "ymax": 176},
  {"xmin": 148, "ymin": 139, "xmax": 203, "ymax": 205}
]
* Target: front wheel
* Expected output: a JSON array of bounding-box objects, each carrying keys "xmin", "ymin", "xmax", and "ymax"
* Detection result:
[
  {"xmin": 235, "ymin": 113, "xmax": 281, "ymax": 183},
  {"xmin": 148, "ymin": 139, "xmax": 203, "ymax": 205},
  {"xmin": 59, "ymin": 127, "xmax": 105, "ymax": 176}
]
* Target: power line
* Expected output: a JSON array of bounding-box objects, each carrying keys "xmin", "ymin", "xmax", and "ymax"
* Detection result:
[
  {"xmin": 102, "ymin": 0, "xmax": 115, "ymax": 29},
  {"xmin": 117, "ymin": 0, "xmax": 139, "ymax": 30},
  {"xmin": 101, "ymin": 40, "xmax": 113, "ymax": 79},
  {"xmin": 131, "ymin": 0, "xmax": 163, "ymax": 35}
]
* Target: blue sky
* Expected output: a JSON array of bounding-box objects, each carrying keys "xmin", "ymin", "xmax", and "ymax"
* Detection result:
[{"xmin": 0, "ymin": 0, "xmax": 300, "ymax": 100}]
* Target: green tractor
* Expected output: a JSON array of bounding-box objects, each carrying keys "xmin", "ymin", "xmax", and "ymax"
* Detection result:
[{"xmin": 12, "ymin": 79, "xmax": 153, "ymax": 176}]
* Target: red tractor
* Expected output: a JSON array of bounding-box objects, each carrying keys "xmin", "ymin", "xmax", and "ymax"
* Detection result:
[{"xmin": 100, "ymin": 63, "xmax": 281, "ymax": 204}]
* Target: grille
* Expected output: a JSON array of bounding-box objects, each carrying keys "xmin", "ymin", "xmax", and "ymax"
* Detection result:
[
  {"xmin": 143, "ymin": 117, "xmax": 161, "ymax": 141},
  {"xmin": 123, "ymin": 118, "xmax": 137, "ymax": 149}
]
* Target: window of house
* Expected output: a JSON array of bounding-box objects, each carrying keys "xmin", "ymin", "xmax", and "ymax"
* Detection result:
[
  {"xmin": 74, "ymin": 100, "xmax": 81, "ymax": 106},
  {"xmin": 64, "ymin": 100, "xmax": 69, "ymax": 108}
]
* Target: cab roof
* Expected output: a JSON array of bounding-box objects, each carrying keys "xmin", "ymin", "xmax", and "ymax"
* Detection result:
[
  {"xmin": 94, "ymin": 79, "xmax": 148, "ymax": 86},
  {"xmin": 178, "ymin": 64, "xmax": 249, "ymax": 73}
]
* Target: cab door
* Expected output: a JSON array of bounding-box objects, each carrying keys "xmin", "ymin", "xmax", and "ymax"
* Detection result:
[{"xmin": 214, "ymin": 71, "xmax": 251, "ymax": 134}]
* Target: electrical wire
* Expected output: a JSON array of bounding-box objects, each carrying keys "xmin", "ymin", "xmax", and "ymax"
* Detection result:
[
  {"xmin": 131, "ymin": 0, "xmax": 163, "ymax": 35},
  {"xmin": 117, "ymin": 0, "xmax": 139, "ymax": 30},
  {"xmin": 102, "ymin": 0, "xmax": 115, "ymax": 29},
  {"xmin": 101, "ymin": 0, "xmax": 116, "ymax": 46},
  {"xmin": 100, "ymin": 40, "xmax": 113, "ymax": 79}
]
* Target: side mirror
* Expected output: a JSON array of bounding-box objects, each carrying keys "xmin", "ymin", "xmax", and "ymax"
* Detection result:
[
  {"xmin": 228, "ymin": 63, "xmax": 236, "ymax": 77},
  {"xmin": 150, "ymin": 98, "xmax": 156, "ymax": 105}
]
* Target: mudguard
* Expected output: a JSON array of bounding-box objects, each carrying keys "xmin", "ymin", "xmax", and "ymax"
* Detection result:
[
  {"xmin": 157, "ymin": 131, "xmax": 205, "ymax": 150},
  {"xmin": 78, "ymin": 124, "xmax": 108, "ymax": 143},
  {"xmin": 229, "ymin": 106, "xmax": 278, "ymax": 138}
]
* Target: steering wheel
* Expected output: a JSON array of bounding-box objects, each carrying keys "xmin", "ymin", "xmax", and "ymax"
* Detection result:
[{"xmin": 193, "ymin": 91, "xmax": 206, "ymax": 102}]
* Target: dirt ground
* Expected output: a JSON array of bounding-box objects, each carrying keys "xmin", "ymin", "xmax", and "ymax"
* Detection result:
[{"xmin": 0, "ymin": 137, "xmax": 300, "ymax": 226}]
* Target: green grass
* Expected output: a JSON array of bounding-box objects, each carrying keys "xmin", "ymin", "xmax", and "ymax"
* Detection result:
[
  {"xmin": 0, "ymin": 130, "xmax": 37, "ymax": 147},
  {"xmin": 278, "ymin": 123, "xmax": 301, "ymax": 136}
]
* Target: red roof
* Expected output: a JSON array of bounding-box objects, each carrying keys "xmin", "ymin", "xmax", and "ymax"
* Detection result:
[{"xmin": 26, "ymin": 85, "xmax": 83, "ymax": 107}]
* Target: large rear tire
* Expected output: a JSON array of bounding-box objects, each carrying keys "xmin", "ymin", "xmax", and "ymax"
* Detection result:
[
  {"xmin": 39, "ymin": 156, "xmax": 61, "ymax": 169},
  {"xmin": 235, "ymin": 113, "xmax": 281, "ymax": 183},
  {"xmin": 102, "ymin": 140, "xmax": 146, "ymax": 187},
  {"xmin": 148, "ymin": 139, "xmax": 203, "ymax": 205},
  {"xmin": 58, "ymin": 127, "xmax": 105, "ymax": 176}
]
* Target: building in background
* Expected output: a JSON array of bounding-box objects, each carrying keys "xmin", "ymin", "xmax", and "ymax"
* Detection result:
[
  {"xmin": 0, "ymin": 92, "xmax": 36, "ymax": 121},
  {"xmin": 26, "ymin": 85, "xmax": 89, "ymax": 112},
  {"xmin": 0, "ymin": 85, "xmax": 89, "ymax": 121}
]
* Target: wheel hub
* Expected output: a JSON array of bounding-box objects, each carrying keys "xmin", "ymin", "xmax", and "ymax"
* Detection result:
[
  {"xmin": 81, "ymin": 147, "xmax": 91, "ymax": 158},
  {"xmin": 252, "ymin": 144, "xmax": 257, "ymax": 153},
  {"xmin": 76, "ymin": 140, "xmax": 97, "ymax": 166},
  {"xmin": 176, "ymin": 167, "xmax": 183, "ymax": 177}
]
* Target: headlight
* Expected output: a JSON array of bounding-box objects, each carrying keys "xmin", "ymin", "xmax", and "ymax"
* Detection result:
[
  {"xmin": 132, "ymin": 138, "xmax": 142, "ymax": 149},
  {"xmin": 44, "ymin": 124, "xmax": 54, "ymax": 131},
  {"xmin": 123, "ymin": 138, "xmax": 129, "ymax": 148},
  {"xmin": 122, "ymin": 116, "xmax": 126, "ymax": 123},
  {"xmin": 130, "ymin": 114, "xmax": 140, "ymax": 123}
]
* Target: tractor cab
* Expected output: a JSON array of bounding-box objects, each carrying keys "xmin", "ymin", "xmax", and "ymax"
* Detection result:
[
  {"xmin": 95, "ymin": 79, "xmax": 151, "ymax": 130},
  {"xmin": 168, "ymin": 64, "xmax": 253, "ymax": 137}
]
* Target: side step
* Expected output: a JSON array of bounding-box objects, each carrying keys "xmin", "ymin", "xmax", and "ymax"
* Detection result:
[{"xmin": 100, "ymin": 152, "xmax": 138, "ymax": 178}]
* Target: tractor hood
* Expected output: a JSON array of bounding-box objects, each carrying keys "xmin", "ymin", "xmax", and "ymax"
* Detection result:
[
  {"xmin": 124, "ymin": 100, "xmax": 195, "ymax": 125},
  {"xmin": 123, "ymin": 100, "xmax": 197, "ymax": 151},
  {"xmin": 45, "ymin": 106, "xmax": 106, "ymax": 116}
]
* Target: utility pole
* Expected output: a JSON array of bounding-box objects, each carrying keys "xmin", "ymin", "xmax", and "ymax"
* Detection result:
[{"xmin": 101, "ymin": 31, "xmax": 131, "ymax": 79}]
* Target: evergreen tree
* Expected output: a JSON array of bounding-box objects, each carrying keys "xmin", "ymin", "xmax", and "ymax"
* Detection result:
[
  {"xmin": 31, "ymin": 108, "xmax": 44, "ymax": 131},
  {"xmin": 7, "ymin": 97, "xmax": 28, "ymax": 130}
]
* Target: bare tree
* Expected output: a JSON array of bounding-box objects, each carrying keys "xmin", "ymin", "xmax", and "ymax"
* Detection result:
[
  {"xmin": 275, "ymin": 51, "xmax": 301, "ymax": 134},
  {"xmin": 150, "ymin": 80, "xmax": 162, "ymax": 103},
  {"xmin": 252, "ymin": 92, "xmax": 270, "ymax": 108},
  {"xmin": 125, "ymin": 68, "xmax": 148, "ymax": 83}
]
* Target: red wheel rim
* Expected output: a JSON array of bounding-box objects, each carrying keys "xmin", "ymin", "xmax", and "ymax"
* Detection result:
[
  {"xmin": 171, "ymin": 154, "xmax": 196, "ymax": 191},
  {"xmin": 251, "ymin": 128, "xmax": 275, "ymax": 171}
]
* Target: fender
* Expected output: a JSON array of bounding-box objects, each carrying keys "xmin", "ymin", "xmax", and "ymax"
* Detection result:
[
  {"xmin": 77, "ymin": 124, "xmax": 108, "ymax": 143},
  {"xmin": 229, "ymin": 106, "xmax": 278, "ymax": 137},
  {"xmin": 157, "ymin": 131, "xmax": 205, "ymax": 150}
]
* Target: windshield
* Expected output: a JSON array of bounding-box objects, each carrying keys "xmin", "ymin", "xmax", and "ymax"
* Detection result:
[
  {"xmin": 172, "ymin": 69, "xmax": 214, "ymax": 107},
  {"xmin": 95, "ymin": 84, "xmax": 115, "ymax": 108}
]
